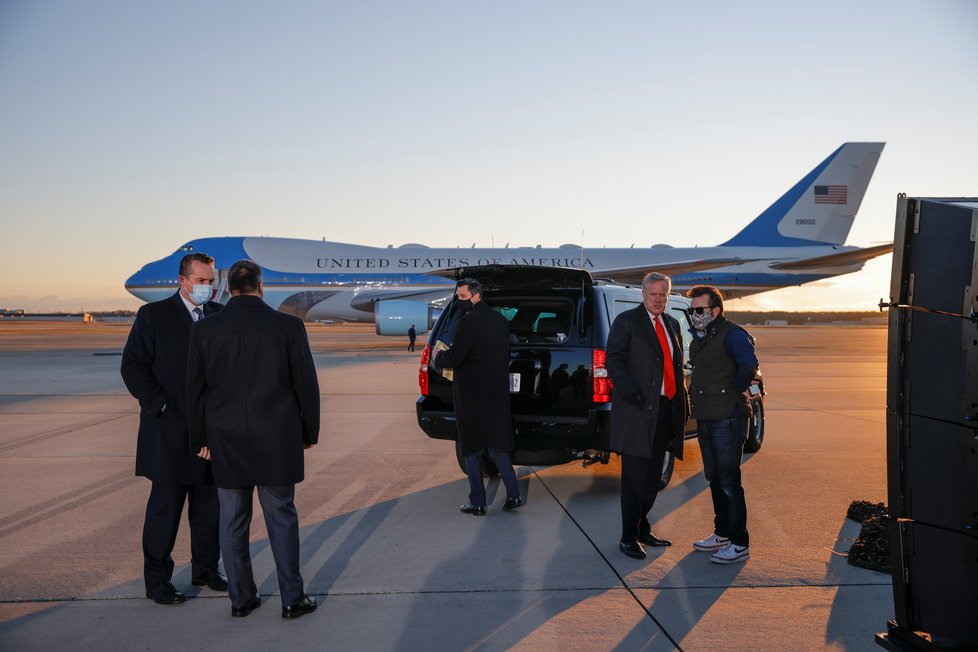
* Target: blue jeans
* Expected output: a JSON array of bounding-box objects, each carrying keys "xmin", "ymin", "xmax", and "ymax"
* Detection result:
[
  {"xmin": 463, "ymin": 449, "xmax": 520, "ymax": 508},
  {"xmin": 697, "ymin": 418, "xmax": 749, "ymax": 547}
]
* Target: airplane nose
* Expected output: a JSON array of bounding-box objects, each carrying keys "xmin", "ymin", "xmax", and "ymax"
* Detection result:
[{"xmin": 124, "ymin": 268, "xmax": 147, "ymax": 300}]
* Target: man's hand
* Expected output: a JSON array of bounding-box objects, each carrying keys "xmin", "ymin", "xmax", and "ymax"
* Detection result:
[
  {"xmin": 622, "ymin": 387, "xmax": 644, "ymax": 406},
  {"xmin": 196, "ymin": 446, "xmax": 211, "ymax": 461}
]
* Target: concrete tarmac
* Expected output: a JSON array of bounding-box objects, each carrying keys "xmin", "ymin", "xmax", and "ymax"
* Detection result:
[{"xmin": 0, "ymin": 321, "xmax": 891, "ymax": 651}]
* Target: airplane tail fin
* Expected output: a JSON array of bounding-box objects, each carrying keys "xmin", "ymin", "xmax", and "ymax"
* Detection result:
[{"xmin": 720, "ymin": 142, "xmax": 885, "ymax": 247}]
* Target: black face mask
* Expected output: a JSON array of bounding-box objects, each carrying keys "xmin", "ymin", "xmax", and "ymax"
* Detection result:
[{"xmin": 457, "ymin": 298, "xmax": 474, "ymax": 313}]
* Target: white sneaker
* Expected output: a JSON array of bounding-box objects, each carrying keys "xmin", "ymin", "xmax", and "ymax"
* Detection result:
[
  {"xmin": 711, "ymin": 542, "xmax": 749, "ymax": 564},
  {"xmin": 693, "ymin": 533, "xmax": 729, "ymax": 552}
]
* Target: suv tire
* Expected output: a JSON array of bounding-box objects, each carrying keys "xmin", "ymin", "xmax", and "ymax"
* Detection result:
[
  {"xmin": 745, "ymin": 397, "xmax": 765, "ymax": 453},
  {"xmin": 658, "ymin": 451, "xmax": 675, "ymax": 490}
]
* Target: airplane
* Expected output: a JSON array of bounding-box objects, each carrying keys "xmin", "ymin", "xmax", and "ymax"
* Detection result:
[{"xmin": 125, "ymin": 142, "xmax": 890, "ymax": 335}]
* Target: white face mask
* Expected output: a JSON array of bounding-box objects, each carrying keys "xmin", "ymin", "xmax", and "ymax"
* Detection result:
[
  {"xmin": 189, "ymin": 284, "xmax": 213, "ymax": 305},
  {"xmin": 691, "ymin": 311, "xmax": 714, "ymax": 332}
]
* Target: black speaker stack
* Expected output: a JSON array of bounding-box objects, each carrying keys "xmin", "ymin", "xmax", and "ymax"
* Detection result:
[{"xmin": 878, "ymin": 196, "xmax": 978, "ymax": 651}]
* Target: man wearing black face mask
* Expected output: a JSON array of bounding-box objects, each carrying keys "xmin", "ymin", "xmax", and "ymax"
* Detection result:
[
  {"xmin": 432, "ymin": 278, "xmax": 522, "ymax": 515},
  {"xmin": 686, "ymin": 285, "xmax": 758, "ymax": 565}
]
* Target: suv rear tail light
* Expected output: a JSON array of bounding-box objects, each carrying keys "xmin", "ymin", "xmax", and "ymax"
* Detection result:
[
  {"xmin": 419, "ymin": 346, "xmax": 431, "ymax": 396},
  {"xmin": 593, "ymin": 348, "xmax": 612, "ymax": 403}
]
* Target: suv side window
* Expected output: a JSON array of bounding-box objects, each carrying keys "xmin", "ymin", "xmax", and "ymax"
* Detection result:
[
  {"xmin": 610, "ymin": 299, "xmax": 640, "ymax": 318},
  {"xmin": 669, "ymin": 304, "xmax": 693, "ymax": 359}
]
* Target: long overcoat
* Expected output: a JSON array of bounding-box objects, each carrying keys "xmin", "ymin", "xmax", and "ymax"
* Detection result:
[
  {"xmin": 185, "ymin": 295, "xmax": 320, "ymax": 488},
  {"xmin": 432, "ymin": 301, "xmax": 514, "ymax": 457},
  {"xmin": 121, "ymin": 291, "xmax": 223, "ymax": 484},
  {"xmin": 606, "ymin": 305, "xmax": 688, "ymax": 460}
]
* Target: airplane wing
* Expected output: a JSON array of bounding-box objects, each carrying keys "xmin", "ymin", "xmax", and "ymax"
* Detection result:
[
  {"xmin": 592, "ymin": 258, "xmax": 765, "ymax": 285},
  {"xmin": 767, "ymin": 243, "xmax": 893, "ymax": 270},
  {"xmin": 349, "ymin": 287, "xmax": 454, "ymax": 312}
]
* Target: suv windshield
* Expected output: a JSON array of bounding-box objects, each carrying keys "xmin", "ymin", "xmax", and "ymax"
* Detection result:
[
  {"xmin": 491, "ymin": 296, "xmax": 574, "ymax": 343},
  {"xmin": 434, "ymin": 293, "xmax": 581, "ymax": 347}
]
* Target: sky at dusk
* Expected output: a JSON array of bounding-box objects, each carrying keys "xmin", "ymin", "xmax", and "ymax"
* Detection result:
[{"xmin": 1, "ymin": 1, "xmax": 976, "ymax": 312}]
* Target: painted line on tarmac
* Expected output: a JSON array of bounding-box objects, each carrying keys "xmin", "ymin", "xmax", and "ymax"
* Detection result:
[
  {"xmin": 529, "ymin": 466, "xmax": 684, "ymax": 651},
  {"xmin": 0, "ymin": 413, "xmax": 131, "ymax": 454},
  {"xmin": 0, "ymin": 469, "xmax": 137, "ymax": 539}
]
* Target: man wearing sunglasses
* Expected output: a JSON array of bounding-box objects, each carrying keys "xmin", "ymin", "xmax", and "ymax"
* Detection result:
[{"xmin": 686, "ymin": 285, "xmax": 758, "ymax": 565}]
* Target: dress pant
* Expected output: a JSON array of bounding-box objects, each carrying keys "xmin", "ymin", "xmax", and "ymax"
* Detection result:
[
  {"xmin": 218, "ymin": 486, "xmax": 305, "ymax": 608},
  {"xmin": 697, "ymin": 417, "xmax": 749, "ymax": 547},
  {"xmin": 463, "ymin": 448, "xmax": 520, "ymax": 507},
  {"xmin": 620, "ymin": 397, "xmax": 671, "ymax": 543},
  {"xmin": 142, "ymin": 480, "xmax": 220, "ymax": 591}
]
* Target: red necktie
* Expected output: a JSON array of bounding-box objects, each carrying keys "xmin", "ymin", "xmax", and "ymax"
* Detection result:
[{"xmin": 654, "ymin": 316, "xmax": 676, "ymax": 399}]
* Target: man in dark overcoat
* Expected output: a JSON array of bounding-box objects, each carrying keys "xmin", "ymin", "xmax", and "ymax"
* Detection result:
[
  {"xmin": 606, "ymin": 272, "xmax": 688, "ymax": 560},
  {"xmin": 432, "ymin": 278, "xmax": 522, "ymax": 515},
  {"xmin": 186, "ymin": 259, "xmax": 320, "ymax": 619},
  {"xmin": 121, "ymin": 252, "xmax": 228, "ymax": 605}
]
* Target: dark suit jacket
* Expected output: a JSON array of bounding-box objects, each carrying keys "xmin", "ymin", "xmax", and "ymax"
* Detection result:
[
  {"xmin": 185, "ymin": 294, "xmax": 320, "ymax": 489},
  {"xmin": 121, "ymin": 292, "xmax": 223, "ymax": 484},
  {"xmin": 432, "ymin": 301, "xmax": 514, "ymax": 457},
  {"xmin": 606, "ymin": 305, "xmax": 688, "ymax": 460}
]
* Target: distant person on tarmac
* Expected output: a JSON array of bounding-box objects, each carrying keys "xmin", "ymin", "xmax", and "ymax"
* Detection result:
[
  {"xmin": 120, "ymin": 252, "xmax": 228, "ymax": 605},
  {"xmin": 186, "ymin": 259, "xmax": 320, "ymax": 619},
  {"xmin": 606, "ymin": 272, "xmax": 688, "ymax": 560},
  {"xmin": 432, "ymin": 278, "xmax": 522, "ymax": 515},
  {"xmin": 686, "ymin": 284, "xmax": 758, "ymax": 565},
  {"xmin": 408, "ymin": 324, "xmax": 417, "ymax": 352}
]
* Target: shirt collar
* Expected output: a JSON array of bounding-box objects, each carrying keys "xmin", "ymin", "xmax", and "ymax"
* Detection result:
[{"xmin": 179, "ymin": 292, "xmax": 202, "ymax": 317}]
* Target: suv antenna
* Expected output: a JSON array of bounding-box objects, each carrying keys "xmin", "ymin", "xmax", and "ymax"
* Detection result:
[{"xmin": 580, "ymin": 229, "xmax": 585, "ymax": 269}]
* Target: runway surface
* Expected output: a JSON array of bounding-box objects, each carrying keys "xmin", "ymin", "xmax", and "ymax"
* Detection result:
[{"xmin": 0, "ymin": 321, "xmax": 891, "ymax": 651}]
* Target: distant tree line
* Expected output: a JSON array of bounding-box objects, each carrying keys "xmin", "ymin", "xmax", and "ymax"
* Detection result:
[{"xmin": 726, "ymin": 311, "xmax": 886, "ymax": 325}]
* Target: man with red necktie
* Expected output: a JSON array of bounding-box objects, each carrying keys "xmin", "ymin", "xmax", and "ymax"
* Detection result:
[{"xmin": 606, "ymin": 272, "xmax": 689, "ymax": 560}]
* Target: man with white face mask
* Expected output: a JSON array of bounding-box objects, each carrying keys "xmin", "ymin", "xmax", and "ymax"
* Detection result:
[
  {"xmin": 685, "ymin": 285, "xmax": 758, "ymax": 565},
  {"xmin": 122, "ymin": 252, "xmax": 227, "ymax": 604}
]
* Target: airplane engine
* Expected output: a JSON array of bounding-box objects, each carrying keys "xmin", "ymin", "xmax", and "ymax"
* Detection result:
[{"xmin": 374, "ymin": 300, "xmax": 434, "ymax": 336}]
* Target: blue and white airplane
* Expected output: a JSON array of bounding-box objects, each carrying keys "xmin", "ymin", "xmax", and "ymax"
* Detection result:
[{"xmin": 126, "ymin": 142, "xmax": 889, "ymax": 334}]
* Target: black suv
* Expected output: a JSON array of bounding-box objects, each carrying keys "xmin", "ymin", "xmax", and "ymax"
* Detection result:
[{"xmin": 415, "ymin": 265, "xmax": 765, "ymax": 487}]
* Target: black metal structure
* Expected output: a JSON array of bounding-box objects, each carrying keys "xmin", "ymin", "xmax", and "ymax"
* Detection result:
[{"xmin": 878, "ymin": 196, "xmax": 978, "ymax": 651}]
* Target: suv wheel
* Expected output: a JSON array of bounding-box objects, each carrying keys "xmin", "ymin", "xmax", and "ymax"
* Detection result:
[
  {"xmin": 744, "ymin": 397, "xmax": 765, "ymax": 453},
  {"xmin": 658, "ymin": 451, "xmax": 675, "ymax": 490}
]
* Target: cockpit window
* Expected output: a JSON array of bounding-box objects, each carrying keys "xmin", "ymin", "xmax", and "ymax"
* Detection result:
[{"xmin": 180, "ymin": 245, "xmax": 194, "ymax": 251}]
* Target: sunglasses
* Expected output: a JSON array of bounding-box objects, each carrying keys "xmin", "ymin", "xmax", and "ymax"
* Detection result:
[{"xmin": 690, "ymin": 306, "xmax": 715, "ymax": 315}]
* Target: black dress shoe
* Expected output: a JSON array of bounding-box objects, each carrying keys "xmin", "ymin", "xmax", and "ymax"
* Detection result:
[
  {"xmin": 192, "ymin": 569, "xmax": 229, "ymax": 592},
  {"xmin": 146, "ymin": 582, "xmax": 186, "ymax": 605},
  {"xmin": 231, "ymin": 596, "xmax": 261, "ymax": 618},
  {"xmin": 638, "ymin": 532, "xmax": 672, "ymax": 547},
  {"xmin": 460, "ymin": 503, "xmax": 486, "ymax": 515},
  {"xmin": 282, "ymin": 594, "xmax": 317, "ymax": 619},
  {"xmin": 619, "ymin": 540, "xmax": 647, "ymax": 560},
  {"xmin": 502, "ymin": 496, "xmax": 523, "ymax": 511}
]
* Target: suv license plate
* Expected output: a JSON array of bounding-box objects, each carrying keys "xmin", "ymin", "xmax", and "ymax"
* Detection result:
[{"xmin": 509, "ymin": 373, "xmax": 521, "ymax": 392}]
